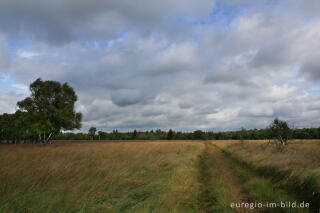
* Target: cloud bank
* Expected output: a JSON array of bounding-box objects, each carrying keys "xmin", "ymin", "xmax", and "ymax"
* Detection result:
[{"xmin": 0, "ymin": 0, "xmax": 320, "ymax": 131}]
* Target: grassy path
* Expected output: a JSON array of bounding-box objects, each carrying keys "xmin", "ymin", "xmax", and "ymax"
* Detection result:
[
  {"xmin": 198, "ymin": 142, "xmax": 309, "ymax": 213},
  {"xmin": 198, "ymin": 142, "xmax": 251, "ymax": 213}
]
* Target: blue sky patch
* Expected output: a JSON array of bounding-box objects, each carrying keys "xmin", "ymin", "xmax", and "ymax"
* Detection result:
[{"xmin": 308, "ymin": 89, "xmax": 320, "ymax": 94}]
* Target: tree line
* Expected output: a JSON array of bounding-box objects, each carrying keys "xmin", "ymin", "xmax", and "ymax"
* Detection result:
[{"xmin": 52, "ymin": 125, "xmax": 320, "ymax": 141}]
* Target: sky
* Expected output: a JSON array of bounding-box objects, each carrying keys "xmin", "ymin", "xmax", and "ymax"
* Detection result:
[{"xmin": 0, "ymin": 0, "xmax": 320, "ymax": 132}]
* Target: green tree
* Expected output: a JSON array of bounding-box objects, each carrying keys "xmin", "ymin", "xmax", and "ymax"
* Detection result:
[
  {"xmin": 0, "ymin": 113, "xmax": 11, "ymax": 143},
  {"xmin": 89, "ymin": 127, "xmax": 97, "ymax": 140},
  {"xmin": 98, "ymin": 131, "xmax": 104, "ymax": 140},
  {"xmin": 239, "ymin": 127, "xmax": 246, "ymax": 144},
  {"xmin": 132, "ymin": 129, "xmax": 137, "ymax": 139},
  {"xmin": 17, "ymin": 78, "xmax": 82, "ymax": 144},
  {"xmin": 266, "ymin": 118, "xmax": 291, "ymax": 150},
  {"xmin": 193, "ymin": 130, "xmax": 204, "ymax": 140},
  {"xmin": 167, "ymin": 129, "xmax": 174, "ymax": 140}
]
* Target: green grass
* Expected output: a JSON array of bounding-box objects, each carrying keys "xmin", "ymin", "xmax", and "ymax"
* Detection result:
[
  {"xmin": 197, "ymin": 143, "xmax": 242, "ymax": 213},
  {"xmin": 214, "ymin": 143, "xmax": 311, "ymax": 213},
  {"xmin": 215, "ymin": 140, "xmax": 320, "ymax": 212}
]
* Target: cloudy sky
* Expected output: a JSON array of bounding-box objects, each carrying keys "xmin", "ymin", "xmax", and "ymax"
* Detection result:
[{"xmin": 0, "ymin": 0, "xmax": 320, "ymax": 131}]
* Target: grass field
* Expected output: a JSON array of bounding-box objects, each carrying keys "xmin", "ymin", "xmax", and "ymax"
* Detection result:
[{"xmin": 0, "ymin": 140, "xmax": 319, "ymax": 213}]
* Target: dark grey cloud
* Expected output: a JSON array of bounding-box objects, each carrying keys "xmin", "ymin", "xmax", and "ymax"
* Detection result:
[
  {"xmin": 297, "ymin": 0, "xmax": 320, "ymax": 14},
  {"xmin": 0, "ymin": 35, "xmax": 10, "ymax": 69},
  {"xmin": 111, "ymin": 89, "xmax": 145, "ymax": 107},
  {"xmin": 300, "ymin": 57, "xmax": 320, "ymax": 81},
  {"xmin": 0, "ymin": 0, "xmax": 213, "ymax": 45},
  {"xmin": 251, "ymin": 42, "xmax": 294, "ymax": 68}
]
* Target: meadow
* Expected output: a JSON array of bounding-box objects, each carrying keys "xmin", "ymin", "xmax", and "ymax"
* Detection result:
[{"xmin": 0, "ymin": 140, "xmax": 319, "ymax": 213}]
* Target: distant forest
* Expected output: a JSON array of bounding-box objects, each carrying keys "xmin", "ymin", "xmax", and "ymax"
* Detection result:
[
  {"xmin": 53, "ymin": 127, "xmax": 320, "ymax": 141},
  {"xmin": 1, "ymin": 115, "xmax": 320, "ymax": 143}
]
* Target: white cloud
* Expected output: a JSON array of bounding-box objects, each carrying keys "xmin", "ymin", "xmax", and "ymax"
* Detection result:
[
  {"xmin": 17, "ymin": 50, "xmax": 40, "ymax": 59},
  {"xmin": 260, "ymin": 85, "xmax": 298, "ymax": 102},
  {"xmin": 11, "ymin": 83, "xmax": 29, "ymax": 94},
  {"xmin": 0, "ymin": 91, "xmax": 24, "ymax": 114}
]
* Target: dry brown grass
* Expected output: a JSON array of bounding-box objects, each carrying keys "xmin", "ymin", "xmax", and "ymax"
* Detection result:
[
  {"xmin": 2, "ymin": 140, "xmax": 318, "ymax": 212},
  {"xmin": 212, "ymin": 140, "xmax": 320, "ymax": 175},
  {"xmin": 0, "ymin": 141, "xmax": 203, "ymax": 213}
]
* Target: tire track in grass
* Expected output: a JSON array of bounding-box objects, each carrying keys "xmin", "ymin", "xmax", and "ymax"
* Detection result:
[
  {"xmin": 198, "ymin": 143, "xmax": 216, "ymax": 213},
  {"xmin": 198, "ymin": 142, "xmax": 251, "ymax": 213},
  {"xmin": 212, "ymin": 143, "xmax": 310, "ymax": 213}
]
